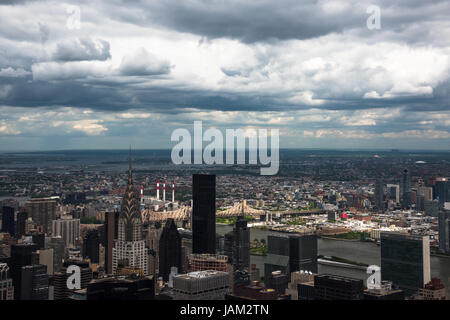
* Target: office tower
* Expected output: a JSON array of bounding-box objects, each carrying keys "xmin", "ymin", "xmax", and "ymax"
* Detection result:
[
  {"xmin": 264, "ymin": 232, "xmax": 317, "ymax": 281},
  {"xmin": 158, "ymin": 218, "xmax": 182, "ymax": 281},
  {"xmin": 192, "ymin": 174, "xmax": 216, "ymax": 254},
  {"xmin": 424, "ymin": 199, "xmax": 439, "ymax": 217},
  {"xmin": 51, "ymin": 216, "xmax": 80, "ymax": 246},
  {"xmin": 223, "ymin": 231, "xmax": 234, "ymax": 264},
  {"xmin": 416, "ymin": 195, "xmax": 425, "ymax": 211},
  {"xmin": 16, "ymin": 211, "xmax": 28, "ymax": 237},
  {"xmin": 374, "ymin": 179, "xmax": 384, "ymax": 212},
  {"xmin": 1, "ymin": 206, "xmax": 15, "ymax": 236},
  {"xmin": 146, "ymin": 224, "xmax": 161, "ymax": 277},
  {"xmin": 363, "ymin": 281, "xmax": 404, "ymax": 300},
  {"xmin": 401, "ymin": 169, "xmax": 411, "ymax": 208},
  {"xmin": 85, "ymin": 275, "xmax": 155, "ymax": 300},
  {"xmin": 20, "ymin": 264, "xmax": 49, "ymax": 300},
  {"xmin": 189, "ymin": 253, "xmax": 229, "ymax": 272},
  {"xmin": 179, "ymin": 228, "xmax": 193, "ymax": 255},
  {"xmin": 0, "ymin": 263, "xmax": 14, "ymax": 300},
  {"xmin": 173, "ymin": 270, "xmax": 230, "ymax": 300},
  {"xmin": 438, "ymin": 210, "xmax": 450, "ymax": 253},
  {"xmin": 53, "ymin": 260, "xmax": 92, "ymax": 300},
  {"xmin": 112, "ymin": 154, "xmax": 147, "ymax": 275},
  {"xmin": 47, "ymin": 236, "xmax": 65, "ymax": 273},
  {"xmin": 38, "ymin": 248, "xmax": 54, "ymax": 275},
  {"xmin": 314, "ymin": 274, "xmax": 364, "ymax": 300},
  {"xmin": 266, "ymin": 270, "xmax": 289, "ymax": 295},
  {"xmin": 415, "ymin": 278, "xmax": 446, "ymax": 300},
  {"xmin": 435, "ymin": 177, "xmax": 449, "ymax": 206},
  {"xmin": 232, "ymin": 211, "xmax": 250, "ymax": 271},
  {"xmin": 418, "ymin": 186, "xmax": 433, "ymax": 201},
  {"xmin": 10, "ymin": 243, "xmax": 39, "ymax": 300},
  {"xmin": 104, "ymin": 211, "xmax": 118, "ymax": 274},
  {"xmin": 387, "ymin": 184, "xmax": 400, "ymax": 204},
  {"xmin": 31, "ymin": 232, "xmax": 45, "ymax": 249},
  {"xmin": 25, "ymin": 198, "xmax": 57, "ymax": 234},
  {"xmin": 380, "ymin": 232, "xmax": 431, "ymax": 296},
  {"xmin": 83, "ymin": 229, "xmax": 100, "ymax": 264}
]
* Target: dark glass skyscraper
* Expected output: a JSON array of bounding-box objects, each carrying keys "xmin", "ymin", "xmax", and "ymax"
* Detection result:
[
  {"xmin": 401, "ymin": 169, "xmax": 411, "ymax": 209},
  {"xmin": 192, "ymin": 174, "xmax": 216, "ymax": 254},
  {"xmin": 374, "ymin": 179, "xmax": 384, "ymax": 212},
  {"xmin": 1, "ymin": 206, "xmax": 15, "ymax": 236},
  {"xmin": 16, "ymin": 211, "xmax": 28, "ymax": 237},
  {"xmin": 232, "ymin": 215, "xmax": 250, "ymax": 271},
  {"xmin": 10, "ymin": 243, "xmax": 39, "ymax": 300},
  {"xmin": 435, "ymin": 178, "xmax": 449, "ymax": 207},
  {"xmin": 104, "ymin": 211, "xmax": 119, "ymax": 274},
  {"xmin": 314, "ymin": 274, "xmax": 364, "ymax": 300},
  {"xmin": 264, "ymin": 233, "xmax": 317, "ymax": 281},
  {"xmin": 158, "ymin": 218, "xmax": 182, "ymax": 281},
  {"xmin": 83, "ymin": 229, "xmax": 100, "ymax": 264},
  {"xmin": 381, "ymin": 232, "xmax": 430, "ymax": 296},
  {"xmin": 438, "ymin": 210, "xmax": 450, "ymax": 253}
]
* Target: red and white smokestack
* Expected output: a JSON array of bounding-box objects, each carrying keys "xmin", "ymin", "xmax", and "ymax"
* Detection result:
[
  {"xmin": 140, "ymin": 186, "xmax": 144, "ymax": 204},
  {"xmin": 156, "ymin": 180, "xmax": 160, "ymax": 200},
  {"xmin": 163, "ymin": 180, "xmax": 166, "ymax": 202},
  {"xmin": 172, "ymin": 181, "xmax": 175, "ymax": 203}
]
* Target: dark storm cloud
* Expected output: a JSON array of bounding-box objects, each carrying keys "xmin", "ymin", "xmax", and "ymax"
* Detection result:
[
  {"xmin": 98, "ymin": 0, "xmax": 450, "ymax": 44},
  {"xmin": 0, "ymin": 0, "xmax": 449, "ymax": 151}
]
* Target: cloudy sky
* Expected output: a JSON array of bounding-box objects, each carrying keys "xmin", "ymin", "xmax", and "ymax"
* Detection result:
[{"xmin": 0, "ymin": 0, "xmax": 449, "ymax": 151}]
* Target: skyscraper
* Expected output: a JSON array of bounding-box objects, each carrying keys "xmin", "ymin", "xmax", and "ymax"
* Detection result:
[
  {"xmin": 435, "ymin": 177, "xmax": 449, "ymax": 207},
  {"xmin": 192, "ymin": 174, "xmax": 216, "ymax": 254},
  {"xmin": 83, "ymin": 229, "xmax": 100, "ymax": 264},
  {"xmin": 387, "ymin": 184, "xmax": 400, "ymax": 204},
  {"xmin": 112, "ymin": 152, "xmax": 147, "ymax": 274},
  {"xmin": 52, "ymin": 216, "xmax": 80, "ymax": 246},
  {"xmin": 232, "ymin": 205, "xmax": 250, "ymax": 271},
  {"xmin": 158, "ymin": 218, "xmax": 182, "ymax": 281},
  {"xmin": 25, "ymin": 197, "xmax": 57, "ymax": 234},
  {"xmin": 47, "ymin": 236, "xmax": 65, "ymax": 273},
  {"xmin": 20, "ymin": 264, "xmax": 49, "ymax": 300},
  {"xmin": 1, "ymin": 206, "xmax": 15, "ymax": 236},
  {"xmin": 264, "ymin": 232, "xmax": 317, "ymax": 282},
  {"xmin": 10, "ymin": 243, "xmax": 39, "ymax": 300},
  {"xmin": 438, "ymin": 210, "xmax": 450, "ymax": 253},
  {"xmin": 401, "ymin": 169, "xmax": 411, "ymax": 209},
  {"xmin": 314, "ymin": 274, "xmax": 364, "ymax": 300},
  {"xmin": 53, "ymin": 260, "xmax": 92, "ymax": 300},
  {"xmin": 374, "ymin": 179, "xmax": 384, "ymax": 212},
  {"xmin": 16, "ymin": 211, "xmax": 28, "ymax": 237},
  {"xmin": 381, "ymin": 232, "xmax": 430, "ymax": 296},
  {"xmin": 104, "ymin": 211, "xmax": 119, "ymax": 275}
]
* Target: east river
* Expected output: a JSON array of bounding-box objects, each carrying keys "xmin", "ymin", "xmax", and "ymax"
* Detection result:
[{"xmin": 216, "ymin": 224, "xmax": 450, "ymax": 297}]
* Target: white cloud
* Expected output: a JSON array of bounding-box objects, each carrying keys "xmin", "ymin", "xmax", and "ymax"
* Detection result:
[
  {"xmin": 52, "ymin": 119, "xmax": 107, "ymax": 135},
  {"xmin": 0, "ymin": 67, "xmax": 31, "ymax": 78}
]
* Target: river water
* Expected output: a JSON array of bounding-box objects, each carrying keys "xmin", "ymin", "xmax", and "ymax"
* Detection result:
[{"xmin": 216, "ymin": 225, "xmax": 450, "ymax": 296}]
